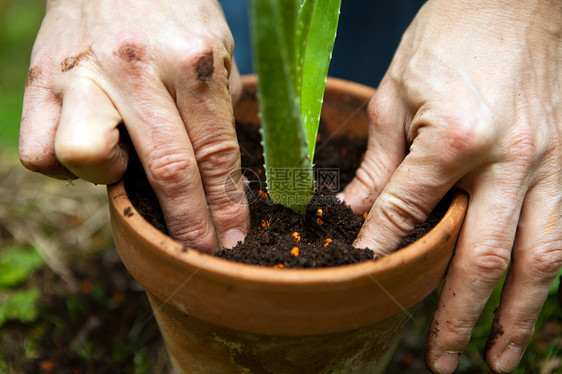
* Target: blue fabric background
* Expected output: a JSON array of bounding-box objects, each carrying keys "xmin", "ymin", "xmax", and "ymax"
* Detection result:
[{"xmin": 219, "ymin": 1, "xmax": 425, "ymax": 87}]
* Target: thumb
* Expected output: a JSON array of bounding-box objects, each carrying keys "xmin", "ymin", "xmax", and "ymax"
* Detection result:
[
  {"xmin": 55, "ymin": 75, "xmax": 129, "ymax": 184},
  {"xmin": 339, "ymin": 87, "xmax": 406, "ymax": 215}
]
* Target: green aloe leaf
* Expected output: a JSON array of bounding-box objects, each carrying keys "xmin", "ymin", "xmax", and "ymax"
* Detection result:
[
  {"xmin": 250, "ymin": 0, "xmax": 313, "ymax": 213},
  {"xmin": 296, "ymin": 0, "xmax": 341, "ymax": 161},
  {"xmin": 249, "ymin": 0, "xmax": 341, "ymax": 213}
]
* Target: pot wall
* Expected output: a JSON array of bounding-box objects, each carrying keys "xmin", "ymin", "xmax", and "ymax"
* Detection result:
[
  {"xmin": 147, "ymin": 292, "xmax": 407, "ymax": 374},
  {"xmin": 107, "ymin": 75, "xmax": 468, "ymax": 373}
]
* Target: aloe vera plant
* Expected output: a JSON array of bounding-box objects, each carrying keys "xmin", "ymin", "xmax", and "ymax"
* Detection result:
[{"xmin": 250, "ymin": 0, "xmax": 341, "ymax": 213}]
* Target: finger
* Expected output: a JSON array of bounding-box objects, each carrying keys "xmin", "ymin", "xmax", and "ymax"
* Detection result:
[
  {"xmin": 55, "ymin": 75, "xmax": 129, "ymax": 184},
  {"xmin": 19, "ymin": 65, "xmax": 75, "ymax": 180},
  {"xmin": 485, "ymin": 176, "xmax": 562, "ymax": 373},
  {"xmin": 229, "ymin": 59, "xmax": 242, "ymax": 105},
  {"xmin": 353, "ymin": 103, "xmax": 488, "ymax": 253},
  {"xmin": 106, "ymin": 45, "xmax": 219, "ymax": 253},
  {"xmin": 339, "ymin": 83, "xmax": 407, "ymax": 215},
  {"xmin": 426, "ymin": 178, "xmax": 525, "ymax": 374},
  {"xmin": 175, "ymin": 48, "xmax": 250, "ymax": 249}
]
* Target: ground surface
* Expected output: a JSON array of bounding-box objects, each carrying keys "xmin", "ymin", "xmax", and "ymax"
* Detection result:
[
  {"xmin": 0, "ymin": 149, "xmax": 560, "ymax": 374},
  {"xmin": 0, "ymin": 1, "xmax": 559, "ymax": 371}
]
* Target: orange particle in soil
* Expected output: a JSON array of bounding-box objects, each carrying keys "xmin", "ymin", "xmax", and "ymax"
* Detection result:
[
  {"xmin": 323, "ymin": 238, "xmax": 333, "ymax": 247},
  {"xmin": 363, "ymin": 212, "xmax": 368, "ymax": 219},
  {"xmin": 258, "ymin": 190, "xmax": 268, "ymax": 198},
  {"xmin": 273, "ymin": 263, "xmax": 285, "ymax": 269},
  {"xmin": 261, "ymin": 220, "xmax": 270, "ymax": 228},
  {"xmin": 316, "ymin": 208, "xmax": 323, "ymax": 217},
  {"xmin": 113, "ymin": 290, "xmax": 125, "ymax": 302},
  {"xmin": 81, "ymin": 280, "xmax": 93, "ymax": 294},
  {"xmin": 40, "ymin": 360, "xmax": 56, "ymax": 372},
  {"xmin": 316, "ymin": 218, "xmax": 324, "ymax": 225},
  {"xmin": 290, "ymin": 247, "xmax": 300, "ymax": 257},
  {"xmin": 291, "ymin": 232, "xmax": 301, "ymax": 243}
]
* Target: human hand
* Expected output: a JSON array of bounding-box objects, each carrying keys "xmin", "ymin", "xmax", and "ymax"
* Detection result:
[
  {"xmin": 340, "ymin": 0, "xmax": 562, "ymax": 372},
  {"xmin": 19, "ymin": 0, "xmax": 249, "ymax": 253}
]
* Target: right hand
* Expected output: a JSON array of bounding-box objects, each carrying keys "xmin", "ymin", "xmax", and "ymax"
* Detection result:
[
  {"xmin": 19, "ymin": 0, "xmax": 249, "ymax": 253},
  {"xmin": 341, "ymin": 0, "xmax": 562, "ymax": 372}
]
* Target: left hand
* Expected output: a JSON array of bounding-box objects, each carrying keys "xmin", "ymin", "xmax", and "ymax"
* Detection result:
[
  {"xmin": 341, "ymin": 0, "xmax": 562, "ymax": 372},
  {"xmin": 19, "ymin": 0, "xmax": 248, "ymax": 252}
]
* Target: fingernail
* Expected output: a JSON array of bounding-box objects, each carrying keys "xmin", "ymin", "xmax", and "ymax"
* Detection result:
[
  {"xmin": 220, "ymin": 228, "xmax": 246, "ymax": 249},
  {"xmin": 498, "ymin": 345, "xmax": 523, "ymax": 373},
  {"xmin": 336, "ymin": 192, "xmax": 345, "ymax": 203},
  {"xmin": 435, "ymin": 352, "xmax": 460, "ymax": 374}
]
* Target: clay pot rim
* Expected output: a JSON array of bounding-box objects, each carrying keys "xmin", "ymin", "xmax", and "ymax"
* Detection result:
[
  {"xmin": 108, "ymin": 75, "xmax": 468, "ymax": 286},
  {"xmin": 110, "ymin": 180, "xmax": 466, "ymax": 285}
]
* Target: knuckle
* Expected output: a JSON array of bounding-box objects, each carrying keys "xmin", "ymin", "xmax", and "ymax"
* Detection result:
[
  {"xmin": 526, "ymin": 243, "xmax": 562, "ymax": 279},
  {"xmin": 19, "ymin": 134, "xmax": 57, "ymax": 174},
  {"xmin": 508, "ymin": 126, "xmax": 542, "ymax": 168},
  {"xmin": 367, "ymin": 95, "xmax": 393, "ymax": 129},
  {"xmin": 439, "ymin": 115, "xmax": 494, "ymax": 163},
  {"xmin": 19, "ymin": 147, "xmax": 49, "ymax": 173},
  {"xmin": 546, "ymin": 139, "xmax": 562, "ymax": 171},
  {"xmin": 466, "ymin": 247, "xmax": 510, "ymax": 282},
  {"xmin": 60, "ymin": 46, "xmax": 94, "ymax": 73},
  {"xmin": 378, "ymin": 191, "xmax": 431, "ymax": 236},
  {"xmin": 105, "ymin": 39, "xmax": 154, "ymax": 77},
  {"xmin": 354, "ymin": 155, "xmax": 385, "ymax": 192},
  {"xmin": 410, "ymin": 106, "xmax": 497, "ymax": 171},
  {"xmin": 426, "ymin": 317, "xmax": 472, "ymax": 357},
  {"xmin": 229, "ymin": 70, "xmax": 242, "ymax": 103},
  {"xmin": 19, "ymin": 145, "xmax": 71, "ymax": 180},
  {"xmin": 170, "ymin": 219, "xmax": 216, "ymax": 248},
  {"xmin": 113, "ymin": 40, "xmax": 148, "ymax": 64},
  {"xmin": 210, "ymin": 197, "xmax": 250, "ymax": 227},
  {"xmin": 147, "ymin": 151, "xmax": 197, "ymax": 188},
  {"xmin": 170, "ymin": 38, "xmax": 231, "ymax": 83},
  {"xmin": 195, "ymin": 137, "xmax": 240, "ymax": 177},
  {"xmin": 506, "ymin": 318, "xmax": 536, "ymax": 343},
  {"xmin": 25, "ymin": 66, "xmax": 47, "ymax": 89},
  {"xmin": 353, "ymin": 167, "xmax": 377, "ymax": 197},
  {"xmin": 389, "ymin": 190, "xmax": 431, "ymax": 221},
  {"xmin": 442, "ymin": 318, "xmax": 475, "ymax": 342}
]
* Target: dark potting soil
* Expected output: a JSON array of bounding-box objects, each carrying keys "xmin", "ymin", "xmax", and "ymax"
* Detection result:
[{"xmin": 125, "ymin": 122, "xmax": 451, "ymax": 268}]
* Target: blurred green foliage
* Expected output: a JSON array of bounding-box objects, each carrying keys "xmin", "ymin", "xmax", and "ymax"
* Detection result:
[
  {"xmin": 0, "ymin": 246, "xmax": 44, "ymax": 289},
  {"xmin": 0, "ymin": 246, "xmax": 44, "ymax": 327},
  {"xmin": 0, "ymin": 0, "xmax": 45, "ymax": 147},
  {"xmin": 0, "ymin": 1, "xmax": 559, "ymax": 372}
]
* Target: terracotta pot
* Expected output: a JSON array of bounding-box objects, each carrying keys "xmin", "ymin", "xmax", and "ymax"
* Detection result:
[{"xmin": 107, "ymin": 75, "xmax": 468, "ymax": 373}]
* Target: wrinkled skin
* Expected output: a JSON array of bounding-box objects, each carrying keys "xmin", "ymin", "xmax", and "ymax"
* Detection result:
[
  {"xmin": 19, "ymin": 0, "xmax": 249, "ymax": 253},
  {"xmin": 20, "ymin": 0, "xmax": 562, "ymax": 373},
  {"xmin": 342, "ymin": 0, "xmax": 562, "ymax": 372}
]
